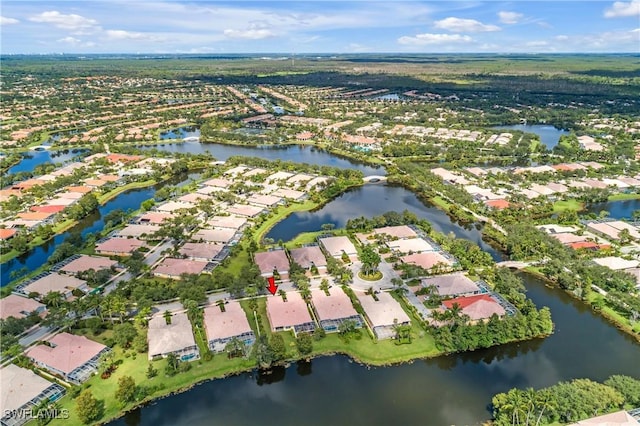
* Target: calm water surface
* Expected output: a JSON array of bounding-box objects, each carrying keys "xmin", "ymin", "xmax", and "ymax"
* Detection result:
[
  {"xmin": 6, "ymin": 149, "xmax": 88, "ymax": 175},
  {"xmin": 267, "ymin": 183, "xmax": 501, "ymax": 260},
  {"xmin": 141, "ymin": 143, "xmax": 385, "ymax": 176},
  {"xmin": 587, "ymin": 199, "xmax": 640, "ymax": 219},
  {"xmin": 493, "ymin": 124, "xmax": 569, "ymax": 150}
]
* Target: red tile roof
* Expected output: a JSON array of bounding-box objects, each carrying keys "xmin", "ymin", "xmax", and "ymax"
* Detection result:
[
  {"xmin": 30, "ymin": 205, "xmax": 66, "ymax": 214},
  {"xmin": 485, "ymin": 199, "xmax": 510, "ymax": 209},
  {"xmin": 443, "ymin": 294, "xmax": 494, "ymax": 309},
  {"xmin": 0, "ymin": 228, "xmax": 18, "ymax": 240}
]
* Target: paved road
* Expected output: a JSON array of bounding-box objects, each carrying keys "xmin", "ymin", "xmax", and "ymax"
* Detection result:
[{"xmin": 19, "ymin": 325, "xmax": 57, "ymax": 347}]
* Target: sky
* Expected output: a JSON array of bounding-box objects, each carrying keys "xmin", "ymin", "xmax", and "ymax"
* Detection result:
[{"xmin": 1, "ymin": 1, "xmax": 639, "ymax": 54}]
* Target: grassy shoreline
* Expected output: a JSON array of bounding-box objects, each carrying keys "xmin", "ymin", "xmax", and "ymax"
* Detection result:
[{"xmin": 524, "ymin": 267, "xmax": 640, "ymax": 342}]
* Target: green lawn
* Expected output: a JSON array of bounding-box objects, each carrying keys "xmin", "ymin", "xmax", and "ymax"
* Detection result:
[
  {"xmin": 49, "ymin": 345, "xmax": 255, "ymax": 426},
  {"xmin": 608, "ymin": 192, "xmax": 640, "ymax": 201},
  {"xmin": 552, "ymin": 199, "xmax": 584, "ymax": 212},
  {"xmin": 253, "ymin": 200, "xmax": 319, "ymax": 244},
  {"xmin": 430, "ymin": 196, "xmax": 452, "ymax": 210}
]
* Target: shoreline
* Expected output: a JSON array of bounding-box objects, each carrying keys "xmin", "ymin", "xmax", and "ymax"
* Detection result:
[
  {"xmin": 95, "ymin": 330, "xmax": 552, "ymax": 426},
  {"xmin": 523, "ymin": 268, "xmax": 640, "ymax": 343}
]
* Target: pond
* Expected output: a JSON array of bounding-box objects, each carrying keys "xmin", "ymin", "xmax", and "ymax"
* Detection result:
[
  {"xmin": 159, "ymin": 126, "xmax": 201, "ymax": 141},
  {"xmin": 493, "ymin": 124, "xmax": 569, "ymax": 150},
  {"xmin": 586, "ymin": 198, "xmax": 640, "ymax": 220},
  {"xmin": 266, "ymin": 183, "xmax": 501, "ymax": 260}
]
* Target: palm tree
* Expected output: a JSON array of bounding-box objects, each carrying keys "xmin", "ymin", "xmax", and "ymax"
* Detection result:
[
  {"xmin": 319, "ymin": 279, "xmax": 330, "ymax": 295},
  {"xmin": 163, "ymin": 310, "xmax": 172, "ymax": 325}
]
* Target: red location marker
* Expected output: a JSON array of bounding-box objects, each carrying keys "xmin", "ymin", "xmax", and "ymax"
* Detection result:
[{"xmin": 266, "ymin": 276, "xmax": 278, "ymax": 295}]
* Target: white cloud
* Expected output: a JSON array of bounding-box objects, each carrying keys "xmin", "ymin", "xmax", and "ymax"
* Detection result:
[
  {"xmin": 223, "ymin": 28, "xmax": 276, "ymax": 40},
  {"xmin": 434, "ymin": 17, "xmax": 500, "ymax": 32},
  {"xmin": 57, "ymin": 36, "xmax": 81, "ymax": 44},
  {"xmin": 105, "ymin": 30, "xmax": 164, "ymax": 42},
  {"xmin": 498, "ymin": 11, "xmax": 523, "ymax": 24},
  {"xmin": 555, "ymin": 35, "xmax": 569, "ymax": 41},
  {"xmin": 29, "ymin": 11, "xmax": 99, "ymax": 32},
  {"xmin": 1, "ymin": 16, "xmax": 20, "ymax": 25},
  {"xmin": 526, "ymin": 40, "xmax": 549, "ymax": 47},
  {"xmin": 398, "ymin": 33, "xmax": 473, "ymax": 45},
  {"xmin": 604, "ymin": 0, "xmax": 640, "ymax": 17}
]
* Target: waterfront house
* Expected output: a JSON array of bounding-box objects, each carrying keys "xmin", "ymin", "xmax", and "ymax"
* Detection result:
[
  {"xmin": 311, "ymin": 288, "xmax": 362, "ymax": 332},
  {"xmin": 203, "ymin": 301, "xmax": 255, "ymax": 353},
  {"xmin": 387, "ymin": 238, "xmax": 435, "ymax": 255},
  {"xmin": 400, "ymin": 252, "xmax": 453, "ymax": 272},
  {"xmin": 266, "ymin": 292, "xmax": 315, "ymax": 335},
  {"xmin": 355, "ymin": 290, "xmax": 410, "ymax": 340},
  {"xmin": 420, "ymin": 273, "xmax": 481, "ymax": 298},
  {"xmin": 27, "ymin": 333, "xmax": 109, "ymax": 384},
  {"xmin": 147, "ymin": 312, "xmax": 199, "ymax": 361},
  {"xmin": 0, "ymin": 364, "xmax": 65, "ymax": 426},
  {"xmin": 442, "ymin": 294, "xmax": 506, "ymax": 323}
]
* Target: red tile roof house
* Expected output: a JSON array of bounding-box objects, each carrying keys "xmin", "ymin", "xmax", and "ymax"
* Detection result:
[
  {"xmin": 95, "ymin": 237, "xmax": 145, "ymax": 256},
  {"xmin": 289, "ymin": 246, "xmax": 328, "ymax": 275},
  {"xmin": 18, "ymin": 273, "xmax": 88, "ymax": 300},
  {"xmin": 59, "ymin": 255, "xmax": 118, "ymax": 276},
  {"xmin": 27, "ymin": 332, "xmax": 109, "ymax": 384},
  {"xmin": 311, "ymin": 288, "xmax": 363, "ymax": 332},
  {"xmin": 254, "ymin": 250, "xmax": 290, "ymax": 281},
  {"xmin": 0, "ymin": 364, "xmax": 65, "ymax": 426},
  {"xmin": 0, "ymin": 294, "xmax": 46, "ymax": 320},
  {"xmin": 355, "ymin": 290, "xmax": 411, "ymax": 340},
  {"xmin": 153, "ymin": 258, "xmax": 209, "ymax": 279},
  {"xmin": 147, "ymin": 312, "xmax": 199, "ymax": 361},
  {"xmin": 179, "ymin": 242, "xmax": 223, "ymax": 261},
  {"xmin": 373, "ymin": 225, "xmax": 417, "ymax": 240},
  {"xmin": 203, "ymin": 301, "xmax": 255, "ymax": 353},
  {"xmin": 442, "ymin": 294, "xmax": 506, "ymax": 323},
  {"xmin": 266, "ymin": 292, "xmax": 316, "ymax": 335},
  {"xmin": 419, "ymin": 273, "xmax": 481, "ymax": 298},
  {"xmin": 0, "ymin": 228, "xmax": 17, "ymax": 241}
]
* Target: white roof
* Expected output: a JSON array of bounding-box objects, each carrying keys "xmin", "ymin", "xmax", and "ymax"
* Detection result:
[
  {"xmin": 355, "ymin": 290, "xmax": 410, "ymax": 328},
  {"xmin": 148, "ymin": 312, "xmax": 197, "ymax": 359},
  {"xmin": 387, "ymin": 238, "xmax": 435, "ymax": 254},
  {"xmin": 0, "ymin": 364, "xmax": 56, "ymax": 414},
  {"xmin": 319, "ymin": 236, "xmax": 357, "ymax": 256},
  {"xmin": 593, "ymin": 257, "xmax": 639, "ymax": 270},
  {"xmin": 22, "ymin": 273, "xmax": 86, "ymax": 296}
]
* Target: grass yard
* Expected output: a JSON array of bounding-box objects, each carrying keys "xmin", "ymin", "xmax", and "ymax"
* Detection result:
[
  {"xmin": 97, "ymin": 180, "xmax": 156, "ymax": 204},
  {"xmin": 552, "ymin": 199, "xmax": 584, "ymax": 212},
  {"xmin": 608, "ymin": 192, "xmax": 640, "ymax": 201}
]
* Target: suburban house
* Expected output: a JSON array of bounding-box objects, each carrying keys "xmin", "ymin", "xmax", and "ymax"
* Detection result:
[
  {"xmin": 355, "ymin": 290, "xmax": 410, "ymax": 340},
  {"xmin": 289, "ymin": 246, "xmax": 328, "ymax": 274},
  {"xmin": 266, "ymin": 292, "xmax": 315, "ymax": 335},
  {"xmin": 442, "ymin": 294, "xmax": 506, "ymax": 323},
  {"xmin": 420, "ymin": 273, "xmax": 481, "ymax": 298},
  {"xmin": 178, "ymin": 242, "xmax": 223, "ymax": 261},
  {"xmin": 311, "ymin": 288, "xmax": 362, "ymax": 332},
  {"xmin": 0, "ymin": 294, "xmax": 46, "ymax": 320},
  {"xmin": 152, "ymin": 258, "xmax": 209, "ymax": 279},
  {"xmin": 26, "ymin": 333, "xmax": 109, "ymax": 384},
  {"xmin": 95, "ymin": 237, "xmax": 145, "ymax": 256},
  {"xmin": 254, "ymin": 250, "xmax": 290, "ymax": 281},
  {"xmin": 319, "ymin": 236, "xmax": 358, "ymax": 262},
  {"xmin": 0, "ymin": 364, "xmax": 65, "ymax": 426},
  {"xmin": 203, "ymin": 301, "xmax": 255, "ymax": 353},
  {"xmin": 58, "ymin": 255, "xmax": 118, "ymax": 275},
  {"xmin": 147, "ymin": 312, "xmax": 199, "ymax": 361}
]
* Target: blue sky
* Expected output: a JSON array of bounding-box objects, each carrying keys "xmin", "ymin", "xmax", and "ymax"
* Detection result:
[{"xmin": 1, "ymin": 1, "xmax": 639, "ymax": 54}]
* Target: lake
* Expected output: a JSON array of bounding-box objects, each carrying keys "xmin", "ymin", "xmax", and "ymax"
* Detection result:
[
  {"xmin": 141, "ymin": 142, "xmax": 385, "ymax": 176},
  {"xmin": 266, "ymin": 183, "xmax": 501, "ymax": 261},
  {"xmin": 6, "ymin": 149, "xmax": 88, "ymax": 175},
  {"xmin": 493, "ymin": 124, "xmax": 569, "ymax": 150},
  {"xmin": 587, "ymin": 199, "xmax": 640, "ymax": 219}
]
